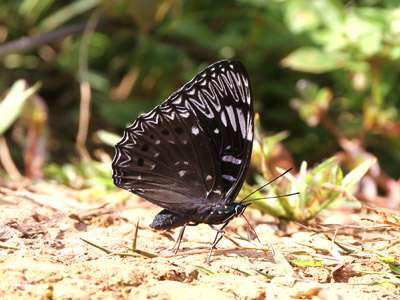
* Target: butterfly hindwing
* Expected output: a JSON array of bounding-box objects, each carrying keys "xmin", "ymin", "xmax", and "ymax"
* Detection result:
[
  {"xmin": 177, "ymin": 61, "xmax": 253, "ymax": 202},
  {"xmin": 113, "ymin": 103, "xmax": 224, "ymax": 212}
]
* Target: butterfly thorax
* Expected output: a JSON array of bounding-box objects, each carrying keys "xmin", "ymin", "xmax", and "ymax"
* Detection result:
[{"xmin": 197, "ymin": 202, "xmax": 247, "ymax": 225}]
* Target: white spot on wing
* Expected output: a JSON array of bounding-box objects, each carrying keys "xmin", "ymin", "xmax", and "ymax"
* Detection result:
[
  {"xmin": 220, "ymin": 111, "xmax": 227, "ymax": 127},
  {"xmin": 226, "ymin": 105, "xmax": 237, "ymax": 131},
  {"xmin": 247, "ymin": 123, "xmax": 253, "ymax": 141},
  {"xmin": 212, "ymin": 189, "xmax": 222, "ymax": 195},
  {"xmin": 236, "ymin": 107, "xmax": 246, "ymax": 139},
  {"xmin": 222, "ymin": 174, "xmax": 236, "ymax": 182},
  {"xmin": 191, "ymin": 126, "xmax": 200, "ymax": 135},
  {"xmin": 222, "ymin": 155, "xmax": 242, "ymax": 165},
  {"xmin": 206, "ymin": 175, "xmax": 213, "ymax": 181},
  {"xmin": 178, "ymin": 170, "xmax": 187, "ymax": 177},
  {"xmin": 214, "ymin": 128, "xmax": 219, "ymax": 134}
]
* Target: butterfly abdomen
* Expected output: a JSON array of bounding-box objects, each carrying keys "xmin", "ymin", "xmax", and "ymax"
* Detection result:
[
  {"xmin": 150, "ymin": 202, "xmax": 242, "ymax": 230},
  {"xmin": 150, "ymin": 209, "xmax": 192, "ymax": 230}
]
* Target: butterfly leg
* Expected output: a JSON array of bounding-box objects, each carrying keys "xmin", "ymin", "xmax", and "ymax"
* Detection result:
[
  {"xmin": 206, "ymin": 222, "xmax": 230, "ymax": 264},
  {"xmin": 170, "ymin": 222, "xmax": 199, "ymax": 254},
  {"xmin": 209, "ymin": 222, "xmax": 229, "ymax": 246}
]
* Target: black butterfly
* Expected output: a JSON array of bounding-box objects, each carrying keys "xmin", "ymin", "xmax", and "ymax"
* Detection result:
[{"xmin": 112, "ymin": 60, "xmax": 253, "ymax": 262}]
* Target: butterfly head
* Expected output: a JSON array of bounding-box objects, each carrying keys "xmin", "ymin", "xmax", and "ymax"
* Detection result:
[{"xmin": 234, "ymin": 203, "xmax": 250, "ymax": 217}]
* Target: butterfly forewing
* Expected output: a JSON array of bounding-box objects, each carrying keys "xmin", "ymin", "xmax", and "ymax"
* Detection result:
[{"xmin": 112, "ymin": 60, "xmax": 253, "ymax": 214}]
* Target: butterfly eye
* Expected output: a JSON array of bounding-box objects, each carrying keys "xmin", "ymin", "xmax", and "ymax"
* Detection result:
[{"xmin": 234, "ymin": 204, "xmax": 245, "ymax": 216}]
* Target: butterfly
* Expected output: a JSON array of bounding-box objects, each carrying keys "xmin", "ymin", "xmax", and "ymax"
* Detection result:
[{"xmin": 112, "ymin": 60, "xmax": 253, "ymax": 262}]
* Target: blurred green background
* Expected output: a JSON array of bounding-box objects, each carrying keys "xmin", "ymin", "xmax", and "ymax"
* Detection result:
[{"xmin": 1, "ymin": 0, "xmax": 400, "ymax": 213}]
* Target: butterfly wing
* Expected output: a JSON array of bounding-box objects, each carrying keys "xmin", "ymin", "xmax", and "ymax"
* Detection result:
[
  {"xmin": 112, "ymin": 60, "xmax": 253, "ymax": 214},
  {"xmin": 112, "ymin": 103, "xmax": 224, "ymax": 212},
  {"xmin": 178, "ymin": 61, "xmax": 253, "ymax": 203}
]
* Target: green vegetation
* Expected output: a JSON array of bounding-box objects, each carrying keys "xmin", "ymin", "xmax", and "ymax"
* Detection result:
[{"xmin": 1, "ymin": 0, "xmax": 399, "ymax": 218}]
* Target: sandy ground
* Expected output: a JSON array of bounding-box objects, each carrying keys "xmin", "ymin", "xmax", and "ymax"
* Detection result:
[{"xmin": 0, "ymin": 180, "xmax": 399, "ymax": 299}]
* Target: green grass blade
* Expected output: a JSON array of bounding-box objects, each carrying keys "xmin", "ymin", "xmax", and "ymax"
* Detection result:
[
  {"xmin": 96, "ymin": 130, "xmax": 121, "ymax": 147},
  {"xmin": 195, "ymin": 265, "xmax": 216, "ymax": 275},
  {"xmin": 277, "ymin": 197, "xmax": 296, "ymax": 220},
  {"xmin": 228, "ymin": 266, "xmax": 252, "ymax": 277},
  {"xmin": 331, "ymin": 240, "xmax": 356, "ymax": 254},
  {"xmin": 298, "ymin": 160, "xmax": 308, "ymax": 213},
  {"xmin": 253, "ymin": 269, "xmax": 275, "ymax": 279},
  {"xmin": 80, "ymin": 237, "xmax": 112, "ymax": 254},
  {"xmin": 0, "ymin": 242, "xmax": 20, "ymax": 250},
  {"xmin": 291, "ymin": 259, "xmax": 323, "ymax": 267},
  {"xmin": 132, "ymin": 219, "xmax": 139, "ymax": 250},
  {"xmin": 0, "ymin": 80, "xmax": 41, "ymax": 136},
  {"xmin": 305, "ymin": 157, "xmax": 336, "ymax": 184},
  {"xmin": 132, "ymin": 249, "xmax": 158, "ymax": 258},
  {"xmin": 299, "ymin": 157, "xmax": 336, "ymax": 215},
  {"xmin": 342, "ymin": 158, "xmax": 376, "ymax": 188},
  {"xmin": 40, "ymin": 0, "xmax": 100, "ymax": 30},
  {"xmin": 112, "ymin": 252, "xmax": 141, "ymax": 257},
  {"xmin": 294, "ymin": 242, "xmax": 330, "ymax": 253},
  {"xmin": 270, "ymin": 244, "xmax": 294, "ymax": 277},
  {"xmin": 250, "ymin": 201, "xmax": 287, "ymax": 218}
]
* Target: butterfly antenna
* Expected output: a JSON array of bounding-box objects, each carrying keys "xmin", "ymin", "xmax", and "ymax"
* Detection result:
[
  {"xmin": 242, "ymin": 192, "xmax": 300, "ymax": 204},
  {"xmin": 240, "ymin": 167, "xmax": 294, "ymax": 203}
]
